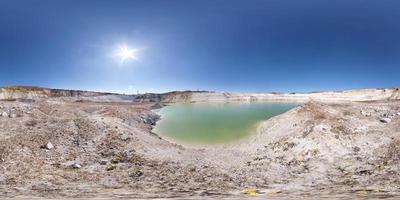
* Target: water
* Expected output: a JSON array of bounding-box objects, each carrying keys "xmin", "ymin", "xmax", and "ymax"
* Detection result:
[{"xmin": 154, "ymin": 102, "xmax": 297, "ymax": 144}]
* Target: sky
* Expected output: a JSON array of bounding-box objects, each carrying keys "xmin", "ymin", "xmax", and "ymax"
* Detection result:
[{"xmin": 0, "ymin": 0, "xmax": 400, "ymax": 93}]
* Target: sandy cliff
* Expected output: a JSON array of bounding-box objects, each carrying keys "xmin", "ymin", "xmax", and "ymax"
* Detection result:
[
  {"xmin": 0, "ymin": 86, "xmax": 136, "ymax": 102},
  {"xmin": 2, "ymin": 86, "xmax": 399, "ymax": 103},
  {"xmin": 135, "ymin": 88, "xmax": 400, "ymax": 103}
]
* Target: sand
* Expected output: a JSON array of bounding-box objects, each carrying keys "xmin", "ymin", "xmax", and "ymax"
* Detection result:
[{"xmin": 0, "ymin": 87, "xmax": 400, "ymax": 199}]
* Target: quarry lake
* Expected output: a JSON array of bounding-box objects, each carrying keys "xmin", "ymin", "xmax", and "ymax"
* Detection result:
[{"xmin": 154, "ymin": 102, "xmax": 298, "ymax": 144}]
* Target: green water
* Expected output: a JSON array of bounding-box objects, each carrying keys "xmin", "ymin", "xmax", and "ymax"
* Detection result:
[{"xmin": 154, "ymin": 102, "xmax": 297, "ymax": 144}]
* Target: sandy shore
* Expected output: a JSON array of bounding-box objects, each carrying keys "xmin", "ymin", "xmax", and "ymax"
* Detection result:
[{"xmin": 0, "ymin": 88, "xmax": 400, "ymax": 199}]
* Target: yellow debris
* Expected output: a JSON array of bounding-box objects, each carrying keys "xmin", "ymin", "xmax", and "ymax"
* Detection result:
[
  {"xmin": 310, "ymin": 148, "xmax": 318, "ymax": 156},
  {"xmin": 266, "ymin": 190, "xmax": 281, "ymax": 196},
  {"xmin": 241, "ymin": 189, "xmax": 260, "ymax": 196},
  {"xmin": 356, "ymin": 190, "xmax": 368, "ymax": 196}
]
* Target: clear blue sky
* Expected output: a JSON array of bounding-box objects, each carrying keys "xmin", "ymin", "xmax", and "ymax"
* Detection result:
[{"xmin": 1, "ymin": 0, "xmax": 399, "ymax": 93}]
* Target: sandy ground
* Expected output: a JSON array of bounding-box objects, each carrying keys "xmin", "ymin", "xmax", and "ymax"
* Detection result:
[{"xmin": 0, "ymin": 98, "xmax": 400, "ymax": 199}]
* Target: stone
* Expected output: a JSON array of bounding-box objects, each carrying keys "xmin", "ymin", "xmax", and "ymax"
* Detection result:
[
  {"xmin": 1, "ymin": 112, "xmax": 8, "ymax": 117},
  {"xmin": 150, "ymin": 103, "xmax": 165, "ymax": 110},
  {"xmin": 9, "ymin": 114, "xmax": 17, "ymax": 118},
  {"xmin": 128, "ymin": 168, "xmax": 143, "ymax": 177},
  {"xmin": 46, "ymin": 142, "xmax": 54, "ymax": 150},
  {"xmin": 71, "ymin": 163, "xmax": 82, "ymax": 169},
  {"xmin": 380, "ymin": 118, "xmax": 391, "ymax": 123},
  {"xmin": 360, "ymin": 110, "xmax": 371, "ymax": 117},
  {"xmin": 397, "ymin": 112, "xmax": 400, "ymax": 116},
  {"xmin": 99, "ymin": 160, "xmax": 108, "ymax": 165},
  {"xmin": 106, "ymin": 165, "xmax": 116, "ymax": 171}
]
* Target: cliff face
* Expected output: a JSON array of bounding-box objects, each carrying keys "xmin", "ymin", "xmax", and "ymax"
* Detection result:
[
  {"xmin": 1, "ymin": 86, "xmax": 399, "ymax": 103},
  {"xmin": 134, "ymin": 88, "xmax": 400, "ymax": 103},
  {"xmin": 0, "ymin": 86, "xmax": 135, "ymax": 102},
  {"xmin": 0, "ymin": 86, "xmax": 48, "ymax": 99}
]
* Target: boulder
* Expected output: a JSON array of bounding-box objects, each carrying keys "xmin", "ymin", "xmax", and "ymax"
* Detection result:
[{"xmin": 1, "ymin": 112, "xmax": 8, "ymax": 117}]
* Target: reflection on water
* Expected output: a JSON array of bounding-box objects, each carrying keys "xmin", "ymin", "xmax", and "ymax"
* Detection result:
[{"xmin": 154, "ymin": 102, "xmax": 297, "ymax": 144}]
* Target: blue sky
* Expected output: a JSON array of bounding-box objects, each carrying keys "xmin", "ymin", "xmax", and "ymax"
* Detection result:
[{"xmin": 0, "ymin": 0, "xmax": 399, "ymax": 93}]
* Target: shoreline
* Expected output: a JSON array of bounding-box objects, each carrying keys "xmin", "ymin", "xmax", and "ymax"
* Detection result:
[{"xmin": 150, "ymin": 101, "xmax": 299, "ymax": 147}]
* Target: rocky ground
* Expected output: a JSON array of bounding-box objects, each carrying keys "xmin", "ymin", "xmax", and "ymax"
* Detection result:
[{"xmin": 0, "ymin": 98, "xmax": 400, "ymax": 199}]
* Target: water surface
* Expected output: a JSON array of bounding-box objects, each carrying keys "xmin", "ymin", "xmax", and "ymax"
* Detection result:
[{"xmin": 154, "ymin": 102, "xmax": 297, "ymax": 144}]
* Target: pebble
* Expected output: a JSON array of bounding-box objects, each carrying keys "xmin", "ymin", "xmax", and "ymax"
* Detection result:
[
  {"xmin": 46, "ymin": 142, "xmax": 54, "ymax": 150},
  {"xmin": 71, "ymin": 163, "xmax": 82, "ymax": 169},
  {"xmin": 380, "ymin": 118, "xmax": 391, "ymax": 123},
  {"xmin": 99, "ymin": 160, "xmax": 108, "ymax": 165},
  {"xmin": 360, "ymin": 110, "xmax": 371, "ymax": 117},
  {"xmin": 397, "ymin": 112, "xmax": 400, "ymax": 116},
  {"xmin": 9, "ymin": 114, "xmax": 17, "ymax": 118},
  {"xmin": 106, "ymin": 165, "xmax": 116, "ymax": 171},
  {"xmin": 1, "ymin": 112, "xmax": 8, "ymax": 117}
]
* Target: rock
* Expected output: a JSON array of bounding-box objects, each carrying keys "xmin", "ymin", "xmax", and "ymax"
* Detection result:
[
  {"xmin": 150, "ymin": 103, "xmax": 165, "ymax": 109},
  {"xmin": 46, "ymin": 142, "xmax": 54, "ymax": 150},
  {"xmin": 128, "ymin": 168, "xmax": 143, "ymax": 177},
  {"xmin": 70, "ymin": 163, "xmax": 82, "ymax": 169},
  {"xmin": 354, "ymin": 126, "xmax": 367, "ymax": 133},
  {"xmin": 106, "ymin": 165, "xmax": 116, "ymax": 171},
  {"xmin": 99, "ymin": 160, "xmax": 108, "ymax": 165},
  {"xmin": 1, "ymin": 112, "xmax": 8, "ymax": 117},
  {"xmin": 397, "ymin": 112, "xmax": 400, "ymax": 116},
  {"xmin": 41, "ymin": 142, "xmax": 54, "ymax": 150},
  {"xmin": 142, "ymin": 114, "xmax": 160, "ymax": 125},
  {"xmin": 199, "ymin": 191, "xmax": 212, "ymax": 196},
  {"xmin": 9, "ymin": 114, "xmax": 17, "ymax": 118},
  {"xmin": 360, "ymin": 110, "xmax": 371, "ymax": 117},
  {"xmin": 380, "ymin": 118, "xmax": 391, "ymax": 123}
]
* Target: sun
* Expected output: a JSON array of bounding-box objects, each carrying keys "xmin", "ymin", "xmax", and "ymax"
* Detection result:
[{"xmin": 114, "ymin": 44, "xmax": 138, "ymax": 63}]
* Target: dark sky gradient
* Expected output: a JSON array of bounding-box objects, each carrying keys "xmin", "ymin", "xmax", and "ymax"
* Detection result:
[{"xmin": 1, "ymin": 0, "xmax": 399, "ymax": 93}]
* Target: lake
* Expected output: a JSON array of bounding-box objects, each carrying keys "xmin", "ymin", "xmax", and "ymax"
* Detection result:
[{"xmin": 153, "ymin": 102, "xmax": 297, "ymax": 144}]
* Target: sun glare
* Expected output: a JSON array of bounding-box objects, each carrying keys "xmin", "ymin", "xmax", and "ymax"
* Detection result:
[{"xmin": 114, "ymin": 45, "xmax": 138, "ymax": 63}]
